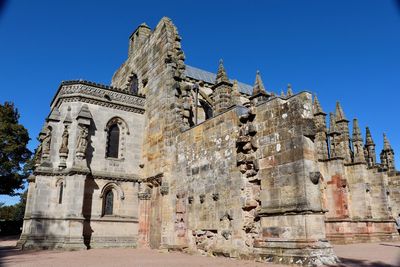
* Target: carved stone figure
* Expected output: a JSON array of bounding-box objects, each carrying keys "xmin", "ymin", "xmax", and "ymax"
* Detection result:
[
  {"xmin": 59, "ymin": 126, "xmax": 69, "ymax": 154},
  {"xmin": 41, "ymin": 128, "xmax": 52, "ymax": 155},
  {"xmin": 76, "ymin": 125, "xmax": 89, "ymax": 155}
]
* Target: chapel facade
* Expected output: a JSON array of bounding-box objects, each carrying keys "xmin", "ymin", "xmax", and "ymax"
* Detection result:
[{"xmin": 18, "ymin": 18, "xmax": 400, "ymax": 265}]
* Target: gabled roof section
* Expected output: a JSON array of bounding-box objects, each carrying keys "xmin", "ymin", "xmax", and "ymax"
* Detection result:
[{"xmin": 185, "ymin": 65, "xmax": 253, "ymax": 95}]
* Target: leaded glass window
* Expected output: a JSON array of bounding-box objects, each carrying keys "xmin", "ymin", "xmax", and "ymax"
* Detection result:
[{"xmin": 104, "ymin": 190, "xmax": 114, "ymax": 215}]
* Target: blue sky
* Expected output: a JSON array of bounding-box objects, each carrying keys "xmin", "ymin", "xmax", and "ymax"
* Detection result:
[{"xmin": 1, "ymin": 0, "xmax": 399, "ymax": 205}]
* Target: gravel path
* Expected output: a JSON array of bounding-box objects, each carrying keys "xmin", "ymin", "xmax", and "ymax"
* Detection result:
[{"xmin": 1, "ymin": 236, "xmax": 399, "ymax": 267}]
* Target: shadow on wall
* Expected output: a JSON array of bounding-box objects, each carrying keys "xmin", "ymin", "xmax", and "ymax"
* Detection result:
[{"xmin": 82, "ymin": 177, "xmax": 99, "ymax": 249}]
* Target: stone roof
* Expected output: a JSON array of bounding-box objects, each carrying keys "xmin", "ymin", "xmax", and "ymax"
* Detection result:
[{"xmin": 185, "ymin": 65, "xmax": 253, "ymax": 95}]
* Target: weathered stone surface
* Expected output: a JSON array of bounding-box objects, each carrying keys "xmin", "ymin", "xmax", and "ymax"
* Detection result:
[{"xmin": 20, "ymin": 17, "xmax": 399, "ymax": 266}]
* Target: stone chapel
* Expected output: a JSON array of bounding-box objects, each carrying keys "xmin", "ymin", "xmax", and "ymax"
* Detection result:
[{"xmin": 18, "ymin": 17, "xmax": 400, "ymax": 266}]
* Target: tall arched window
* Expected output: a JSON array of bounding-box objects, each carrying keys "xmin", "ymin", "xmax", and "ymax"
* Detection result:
[
  {"xmin": 58, "ymin": 182, "xmax": 63, "ymax": 204},
  {"xmin": 104, "ymin": 190, "xmax": 114, "ymax": 215},
  {"xmin": 128, "ymin": 73, "xmax": 138, "ymax": 94},
  {"xmin": 106, "ymin": 124, "xmax": 120, "ymax": 158}
]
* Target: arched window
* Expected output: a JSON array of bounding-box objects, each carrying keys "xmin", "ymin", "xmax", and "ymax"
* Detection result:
[
  {"xmin": 128, "ymin": 73, "xmax": 138, "ymax": 94},
  {"xmin": 104, "ymin": 190, "xmax": 114, "ymax": 215},
  {"xmin": 58, "ymin": 182, "xmax": 63, "ymax": 204},
  {"xmin": 106, "ymin": 124, "xmax": 120, "ymax": 158}
]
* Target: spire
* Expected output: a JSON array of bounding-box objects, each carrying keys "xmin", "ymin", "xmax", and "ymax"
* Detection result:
[
  {"xmin": 335, "ymin": 101, "xmax": 348, "ymax": 122},
  {"xmin": 286, "ymin": 84, "xmax": 293, "ymax": 96},
  {"xmin": 383, "ymin": 133, "xmax": 393, "ymax": 151},
  {"xmin": 215, "ymin": 59, "xmax": 229, "ymax": 84},
  {"xmin": 252, "ymin": 70, "xmax": 266, "ymax": 96},
  {"xmin": 280, "ymin": 90, "xmax": 285, "ymax": 97},
  {"xmin": 365, "ymin": 127, "xmax": 375, "ymax": 146},
  {"xmin": 313, "ymin": 95, "xmax": 325, "ymax": 115},
  {"xmin": 352, "ymin": 119, "xmax": 363, "ymax": 142}
]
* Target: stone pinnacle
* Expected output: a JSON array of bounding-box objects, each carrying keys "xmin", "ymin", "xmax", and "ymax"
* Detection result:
[
  {"xmin": 215, "ymin": 59, "xmax": 229, "ymax": 84},
  {"xmin": 313, "ymin": 95, "xmax": 325, "ymax": 115},
  {"xmin": 352, "ymin": 118, "xmax": 363, "ymax": 142},
  {"xmin": 335, "ymin": 101, "xmax": 348, "ymax": 122},
  {"xmin": 252, "ymin": 70, "xmax": 266, "ymax": 96},
  {"xmin": 383, "ymin": 133, "xmax": 393, "ymax": 151},
  {"xmin": 286, "ymin": 84, "xmax": 293, "ymax": 96},
  {"xmin": 365, "ymin": 127, "xmax": 375, "ymax": 146}
]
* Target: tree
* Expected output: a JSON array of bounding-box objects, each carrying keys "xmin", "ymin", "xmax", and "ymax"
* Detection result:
[{"xmin": 0, "ymin": 102, "xmax": 32, "ymax": 195}]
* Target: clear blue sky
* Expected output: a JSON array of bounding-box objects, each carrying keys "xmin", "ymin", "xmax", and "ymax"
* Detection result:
[{"xmin": 1, "ymin": 0, "xmax": 399, "ymax": 205}]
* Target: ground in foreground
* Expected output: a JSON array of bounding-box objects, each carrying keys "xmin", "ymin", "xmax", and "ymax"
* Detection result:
[{"xmin": 0, "ymin": 236, "xmax": 399, "ymax": 267}]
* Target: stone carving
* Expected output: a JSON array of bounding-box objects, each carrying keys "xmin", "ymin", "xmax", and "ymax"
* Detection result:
[
  {"xmin": 58, "ymin": 125, "xmax": 70, "ymax": 169},
  {"xmin": 41, "ymin": 127, "xmax": 52, "ymax": 156},
  {"xmin": 59, "ymin": 126, "xmax": 69, "ymax": 154},
  {"xmin": 76, "ymin": 125, "xmax": 89, "ymax": 159}
]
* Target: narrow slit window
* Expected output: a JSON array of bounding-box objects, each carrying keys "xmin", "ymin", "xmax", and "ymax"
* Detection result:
[{"xmin": 59, "ymin": 182, "xmax": 63, "ymax": 204}]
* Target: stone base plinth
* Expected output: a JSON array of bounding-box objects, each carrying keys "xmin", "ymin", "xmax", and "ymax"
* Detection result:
[
  {"xmin": 85, "ymin": 236, "xmax": 137, "ymax": 249},
  {"xmin": 325, "ymin": 219, "xmax": 399, "ymax": 244},
  {"xmin": 17, "ymin": 234, "xmax": 87, "ymax": 250},
  {"xmin": 254, "ymin": 239, "xmax": 338, "ymax": 266}
]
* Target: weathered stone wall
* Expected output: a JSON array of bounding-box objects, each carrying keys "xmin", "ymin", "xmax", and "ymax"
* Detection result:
[
  {"xmin": 19, "ymin": 81, "xmax": 145, "ymax": 249},
  {"xmin": 254, "ymin": 92, "xmax": 336, "ymax": 265},
  {"xmin": 174, "ymin": 107, "xmax": 242, "ymax": 252}
]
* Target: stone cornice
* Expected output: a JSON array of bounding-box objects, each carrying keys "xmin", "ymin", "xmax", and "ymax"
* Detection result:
[
  {"xmin": 33, "ymin": 167, "xmax": 140, "ymax": 182},
  {"xmin": 50, "ymin": 81, "xmax": 146, "ymax": 114}
]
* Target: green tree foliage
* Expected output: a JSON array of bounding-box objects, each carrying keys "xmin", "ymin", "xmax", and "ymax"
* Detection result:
[
  {"xmin": 0, "ymin": 102, "xmax": 32, "ymax": 195},
  {"xmin": 0, "ymin": 191, "xmax": 27, "ymax": 221}
]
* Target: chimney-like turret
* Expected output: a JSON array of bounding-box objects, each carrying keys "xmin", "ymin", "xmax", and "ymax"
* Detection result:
[{"xmin": 129, "ymin": 23, "xmax": 151, "ymax": 55}]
